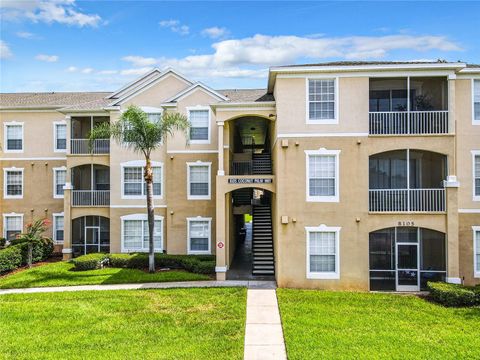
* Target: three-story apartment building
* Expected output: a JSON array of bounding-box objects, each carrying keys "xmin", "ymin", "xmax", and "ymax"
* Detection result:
[{"xmin": 1, "ymin": 61, "xmax": 479, "ymax": 291}]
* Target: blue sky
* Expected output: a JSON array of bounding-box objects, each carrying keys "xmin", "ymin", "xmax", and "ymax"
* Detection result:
[{"xmin": 1, "ymin": 1, "xmax": 479, "ymax": 92}]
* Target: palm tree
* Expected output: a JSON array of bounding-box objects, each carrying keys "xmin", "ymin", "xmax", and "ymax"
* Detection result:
[{"xmin": 89, "ymin": 105, "xmax": 189, "ymax": 272}]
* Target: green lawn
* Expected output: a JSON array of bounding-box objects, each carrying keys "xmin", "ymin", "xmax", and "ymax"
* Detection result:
[
  {"xmin": 0, "ymin": 261, "xmax": 210, "ymax": 289},
  {"xmin": 277, "ymin": 289, "xmax": 480, "ymax": 360},
  {"xmin": 0, "ymin": 288, "xmax": 246, "ymax": 359}
]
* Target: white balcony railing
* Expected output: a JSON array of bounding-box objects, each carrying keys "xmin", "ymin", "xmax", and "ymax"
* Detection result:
[
  {"xmin": 70, "ymin": 139, "xmax": 110, "ymax": 154},
  {"xmin": 72, "ymin": 190, "xmax": 110, "ymax": 206},
  {"xmin": 369, "ymin": 189, "xmax": 446, "ymax": 212},
  {"xmin": 369, "ymin": 111, "xmax": 449, "ymax": 135}
]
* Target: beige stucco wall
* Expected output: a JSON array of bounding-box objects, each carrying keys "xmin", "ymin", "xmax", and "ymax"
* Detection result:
[{"xmin": 459, "ymin": 213, "xmax": 480, "ymax": 286}]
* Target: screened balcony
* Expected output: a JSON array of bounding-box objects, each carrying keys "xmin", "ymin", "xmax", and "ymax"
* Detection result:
[
  {"xmin": 369, "ymin": 150, "xmax": 447, "ymax": 212},
  {"xmin": 369, "ymin": 77, "xmax": 448, "ymax": 135},
  {"xmin": 70, "ymin": 116, "xmax": 110, "ymax": 154},
  {"xmin": 71, "ymin": 164, "xmax": 110, "ymax": 206}
]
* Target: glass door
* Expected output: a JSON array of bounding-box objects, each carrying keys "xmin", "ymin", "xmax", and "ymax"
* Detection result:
[
  {"xmin": 396, "ymin": 242, "xmax": 420, "ymax": 291},
  {"xmin": 85, "ymin": 226, "xmax": 100, "ymax": 254}
]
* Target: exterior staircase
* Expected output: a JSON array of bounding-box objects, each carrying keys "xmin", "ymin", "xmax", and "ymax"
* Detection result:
[
  {"xmin": 252, "ymin": 153, "xmax": 272, "ymax": 175},
  {"xmin": 252, "ymin": 204, "xmax": 274, "ymax": 276}
]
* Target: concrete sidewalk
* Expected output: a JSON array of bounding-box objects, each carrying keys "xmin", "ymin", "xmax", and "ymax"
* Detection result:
[
  {"xmin": 244, "ymin": 289, "xmax": 287, "ymax": 360},
  {"xmin": 0, "ymin": 280, "xmax": 276, "ymax": 295}
]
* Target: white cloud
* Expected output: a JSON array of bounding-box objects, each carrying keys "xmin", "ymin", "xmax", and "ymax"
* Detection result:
[
  {"xmin": 122, "ymin": 55, "xmax": 157, "ymax": 67},
  {"xmin": 201, "ymin": 26, "xmax": 229, "ymax": 39},
  {"xmin": 1, "ymin": 0, "xmax": 102, "ymax": 27},
  {"xmin": 98, "ymin": 70, "xmax": 117, "ymax": 75},
  {"xmin": 159, "ymin": 19, "xmax": 189, "ymax": 35},
  {"xmin": 0, "ymin": 40, "xmax": 13, "ymax": 59},
  {"xmin": 66, "ymin": 66, "xmax": 78, "ymax": 72},
  {"xmin": 35, "ymin": 54, "xmax": 58, "ymax": 62},
  {"xmin": 116, "ymin": 33, "xmax": 461, "ymax": 80},
  {"xmin": 81, "ymin": 67, "xmax": 94, "ymax": 74},
  {"xmin": 120, "ymin": 67, "xmax": 154, "ymax": 76},
  {"xmin": 16, "ymin": 31, "xmax": 36, "ymax": 39}
]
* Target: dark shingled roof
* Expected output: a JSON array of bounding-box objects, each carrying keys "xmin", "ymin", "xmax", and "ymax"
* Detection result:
[
  {"xmin": 217, "ymin": 89, "xmax": 274, "ymax": 102},
  {"xmin": 275, "ymin": 60, "xmax": 480, "ymax": 68},
  {"xmin": 0, "ymin": 92, "xmax": 111, "ymax": 109}
]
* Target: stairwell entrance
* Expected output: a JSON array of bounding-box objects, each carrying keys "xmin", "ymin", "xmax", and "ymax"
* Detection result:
[{"xmin": 226, "ymin": 189, "xmax": 275, "ymax": 280}]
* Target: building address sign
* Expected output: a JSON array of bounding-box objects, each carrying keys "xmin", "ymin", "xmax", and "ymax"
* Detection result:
[{"xmin": 228, "ymin": 178, "xmax": 273, "ymax": 184}]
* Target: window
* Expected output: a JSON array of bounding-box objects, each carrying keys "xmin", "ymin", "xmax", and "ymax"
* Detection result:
[
  {"xmin": 306, "ymin": 225, "xmax": 340, "ymax": 279},
  {"xmin": 121, "ymin": 161, "xmax": 163, "ymax": 198},
  {"xmin": 4, "ymin": 122, "xmax": 23, "ymax": 152},
  {"xmin": 307, "ymin": 78, "xmax": 337, "ymax": 123},
  {"xmin": 187, "ymin": 162, "xmax": 211, "ymax": 200},
  {"xmin": 53, "ymin": 167, "xmax": 66, "ymax": 198},
  {"xmin": 474, "ymin": 151, "xmax": 480, "ymax": 201},
  {"xmin": 473, "ymin": 79, "xmax": 480, "ymax": 124},
  {"xmin": 121, "ymin": 214, "xmax": 163, "ymax": 252},
  {"xmin": 4, "ymin": 168, "xmax": 23, "ymax": 199},
  {"xmin": 187, "ymin": 218, "xmax": 211, "ymax": 254},
  {"xmin": 305, "ymin": 149, "xmax": 340, "ymax": 202},
  {"xmin": 3, "ymin": 214, "xmax": 23, "ymax": 241},
  {"xmin": 54, "ymin": 122, "xmax": 67, "ymax": 151},
  {"xmin": 53, "ymin": 214, "xmax": 64, "ymax": 244},
  {"xmin": 474, "ymin": 227, "xmax": 480, "ymax": 278},
  {"xmin": 188, "ymin": 107, "xmax": 210, "ymax": 143}
]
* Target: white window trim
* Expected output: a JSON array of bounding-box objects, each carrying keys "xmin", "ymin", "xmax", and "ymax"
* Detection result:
[
  {"xmin": 187, "ymin": 161, "xmax": 212, "ymax": 200},
  {"xmin": 53, "ymin": 166, "xmax": 67, "ymax": 199},
  {"xmin": 473, "ymin": 226, "xmax": 480, "ymax": 278},
  {"xmin": 53, "ymin": 120, "xmax": 67, "ymax": 153},
  {"xmin": 2, "ymin": 213, "xmax": 24, "ymax": 240},
  {"xmin": 3, "ymin": 167, "xmax": 24, "ymax": 199},
  {"xmin": 4, "ymin": 121, "xmax": 24, "ymax": 153},
  {"xmin": 305, "ymin": 224, "xmax": 341, "ymax": 280},
  {"xmin": 305, "ymin": 148, "xmax": 340, "ymax": 202},
  {"xmin": 52, "ymin": 212, "xmax": 64, "ymax": 244},
  {"xmin": 120, "ymin": 213, "xmax": 164, "ymax": 253},
  {"xmin": 305, "ymin": 77, "xmax": 339, "ymax": 124},
  {"xmin": 120, "ymin": 160, "xmax": 164, "ymax": 200},
  {"xmin": 187, "ymin": 105, "xmax": 211, "ymax": 144},
  {"xmin": 473, "ymin": 150, "xmax": 480, "ymax": 201},
  {"xmin": 472, "ymin": 79, "xmax": 480, "ymax": 125},
  {"xmin": 187, "ymin": 216, "xmax": 212, "ymax": 255}
]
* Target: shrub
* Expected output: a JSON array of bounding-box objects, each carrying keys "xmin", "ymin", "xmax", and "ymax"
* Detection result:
[
  {"xmin": 71, "ymin": 253, "xmax": 108, "ymax": 271},
  {"xmin": 427, "ymin": 281, "xmax": 479, "ymax": 307},
  {"xmin": 0, "ymin": 246, "xmax": 23, "ymax": 274},
  {"xmin": 108, "ymin": 253, "xmax": 132, "ymax": 268},
  {"xmin": 0, "ymin": 238, "xmax": 6, "ymax": 249}
]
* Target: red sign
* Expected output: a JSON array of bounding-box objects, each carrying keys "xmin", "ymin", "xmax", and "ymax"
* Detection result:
[{"xmin": 217, "ymin": 242, "xmax": 224, "ymax": 249}]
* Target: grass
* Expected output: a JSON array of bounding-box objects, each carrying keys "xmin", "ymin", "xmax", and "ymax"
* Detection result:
[
  {"xmin": 277, "ymin": 289, "xmax": 480, "ymax": 360},
  {"xmin": 0, "ymin": 288, "xmax": 246, "ymax": 359},
  {"xmin": 0, "ymin": 261, "xmax": 210, "ymax": 289}
]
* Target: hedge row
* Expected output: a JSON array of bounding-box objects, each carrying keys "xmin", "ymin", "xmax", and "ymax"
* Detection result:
[
  {"xmin": 427, "ymin": 281, "xmax": 480, "ymax": 307},
  {"xmin": 71, "ymin": 253, "xmax": 215, "ymax": 274},
  {"xmin": 0, "ymin": 239, "xmax": 54, "ymax": 274}
]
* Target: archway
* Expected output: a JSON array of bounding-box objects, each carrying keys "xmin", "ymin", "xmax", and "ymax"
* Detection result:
[
  {"xmin": 226, "ymin": 188, "xmax": 275, "ymax": 280},
  {"xmin": 369, "ymin": 226, "xmax": 446, "ymax": 291},
  {"xmin": 71, "ymin": 215, "xmax": 110, "ymax": 257}
]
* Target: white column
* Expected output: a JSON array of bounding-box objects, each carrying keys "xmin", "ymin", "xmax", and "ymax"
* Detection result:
[{"xmin": 217, "ymin": 122, "xmax": 225, "ymax": 176}]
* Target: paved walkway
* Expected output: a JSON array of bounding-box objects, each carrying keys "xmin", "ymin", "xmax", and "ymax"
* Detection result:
[
  {"xmin": 244, "ymin": 289, "xmax": 287, "ymax": 360},
  {"xmin": 0, "ymin": 280, "xmax": 276, "ymax": 295}
]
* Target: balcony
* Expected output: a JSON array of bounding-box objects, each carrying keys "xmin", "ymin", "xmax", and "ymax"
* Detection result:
[
  {"xmin": 72, "ymin": 190, "xmax": 110, "ymax": 207},
  {"xmin": 71, "ymin": 139, "xmax": 110, "ymax": 155},
  {"xmin": 369, "ymin": 77, "xmax": 449, "ymax": 135},
  {"xmin": 71, "ymin": 164, "xmax": 110, "ymax": 207},
  {"xmin": 369, "ymin": 149, "xmax": 447, "ymax": 213},
  {"xmin": 369, "ymin": 189, "xmax": 445, "ymax": 212},
  {"xmin": 70, "ymin": 116, "xmax": 110, "ymax": 155}
]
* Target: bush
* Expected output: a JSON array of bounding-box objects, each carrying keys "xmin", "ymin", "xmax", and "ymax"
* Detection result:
[
  {"xmin": 0, "ymin": 246, "xmax": 23, "ymax": 274},
  {"xmin": 427, "ymin": 281, "xmax": 479, "ymax": 307},
  {"xmin": 108, "ymin": 253, "xmax": 132, "ymax": 268},
  {"xmin": 71, "ymin": 253, "xmax": 108, "ymax": 271},
  {"xmin": 0, "ymin": 238, "xmax": 6, "ymax": 249},
  {"xmin": 0, "ymin": 239, "xmax": 53, "ymax": 274}
]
